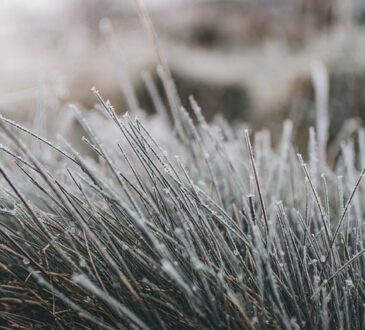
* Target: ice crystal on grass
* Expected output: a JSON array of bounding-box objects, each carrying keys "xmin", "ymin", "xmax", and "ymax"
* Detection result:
[{"xmin": 0, "ymin": 78, "xmax": 364, "ymax": 329}]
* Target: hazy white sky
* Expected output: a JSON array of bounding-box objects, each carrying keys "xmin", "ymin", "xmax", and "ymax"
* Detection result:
[{"xmin": 1, "ymin": 0, "xmax": 64, "ymax": 16}]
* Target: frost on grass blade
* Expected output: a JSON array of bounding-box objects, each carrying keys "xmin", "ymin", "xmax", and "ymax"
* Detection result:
[{"xmin": 0, "ymin": 88, "xmax": 364, "ymax": 329}]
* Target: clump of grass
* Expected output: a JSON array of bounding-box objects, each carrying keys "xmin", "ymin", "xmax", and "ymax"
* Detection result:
[{"xmin": 0, "ymin": 78, "xmax": 364, "ymax": 329}]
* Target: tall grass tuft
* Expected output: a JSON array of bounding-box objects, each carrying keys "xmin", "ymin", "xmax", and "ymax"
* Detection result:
[{"xmin": 0, "ymin": 79, "xmax": 364, "ymax": 329}]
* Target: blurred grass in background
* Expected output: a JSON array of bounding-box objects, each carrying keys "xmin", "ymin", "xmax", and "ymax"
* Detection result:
[{"xmin": 0, "ymin": 0, "xmax": 364, "ymax": 147}]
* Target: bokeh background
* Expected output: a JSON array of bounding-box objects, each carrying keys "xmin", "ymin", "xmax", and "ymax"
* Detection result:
[{"xmin": 1, "ymin": 0, "xmax": 365, "ymax": 147}]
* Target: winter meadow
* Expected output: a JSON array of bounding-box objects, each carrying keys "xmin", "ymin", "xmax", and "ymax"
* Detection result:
[{"xmin": 1, "ymin": 1, "xmax": 365, "ymax": 329}]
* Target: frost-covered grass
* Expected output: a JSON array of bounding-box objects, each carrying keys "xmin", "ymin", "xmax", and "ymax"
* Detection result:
[{"xmin": 0, "ymin": 81, "xmax": 364, "ymax": 329}]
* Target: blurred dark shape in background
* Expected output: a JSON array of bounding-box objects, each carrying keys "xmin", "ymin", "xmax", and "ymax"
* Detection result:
[{"xmin": 0, "ymin": 0, "xmax": 365, "ymax": 145}]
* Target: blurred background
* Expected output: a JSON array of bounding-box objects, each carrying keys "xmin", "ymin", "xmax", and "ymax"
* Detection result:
[{"xmin": 1, "ymin": 0, "xmax": 365, "ymax": 147}]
